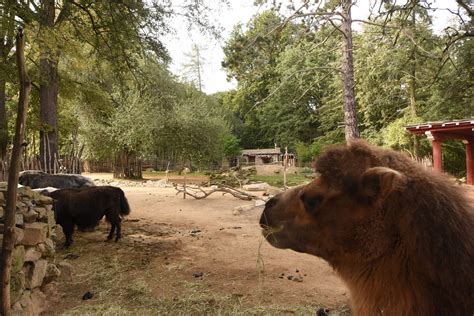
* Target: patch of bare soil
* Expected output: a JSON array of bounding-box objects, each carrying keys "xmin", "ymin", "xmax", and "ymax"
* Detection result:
[{"xmin": 45, "ymin": 184, "xmax": 350, "ymax": 315}]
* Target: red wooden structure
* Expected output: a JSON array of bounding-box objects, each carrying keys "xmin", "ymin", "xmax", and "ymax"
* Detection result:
[{"xmin": 406, "ymin": 119, "xmax": 474, "ymax": 185}]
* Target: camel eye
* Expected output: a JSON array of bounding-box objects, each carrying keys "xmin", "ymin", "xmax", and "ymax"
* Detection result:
[{"xmin": 301, "ymin": 193, "xmax": 323, "ymax": 214}]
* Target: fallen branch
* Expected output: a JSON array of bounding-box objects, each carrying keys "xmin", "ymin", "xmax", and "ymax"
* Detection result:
[{"xmin": 174, "ymin": 184, "xmax": 266, "ymax": 201}]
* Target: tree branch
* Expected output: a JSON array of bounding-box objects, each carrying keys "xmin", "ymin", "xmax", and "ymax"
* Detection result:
[
  {"xmin": 174, "ymin": 184, "xmax": 264, "ymax": 201},
  {"xmin": 456, "ymin": 0, "xmax": 474, "ymax": 17}
]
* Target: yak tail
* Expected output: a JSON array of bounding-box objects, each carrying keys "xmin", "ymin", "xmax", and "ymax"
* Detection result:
[{"xmin": 119, "ymin": 189, "xmax": 131, "ymax": 216}]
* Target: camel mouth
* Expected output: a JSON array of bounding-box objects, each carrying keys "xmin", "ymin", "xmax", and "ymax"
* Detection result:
[{"xmin": 261, "ymin": 224, "xmax": 291, "ymax": 249}]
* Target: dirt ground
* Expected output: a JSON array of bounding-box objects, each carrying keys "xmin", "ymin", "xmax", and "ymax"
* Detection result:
[{"xmin": 44, "ymin": 174, "xmax": 350, "ymax": 315}]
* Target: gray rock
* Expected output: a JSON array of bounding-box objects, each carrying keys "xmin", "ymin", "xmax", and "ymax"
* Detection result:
[
  {"xmin": 43, "ymin": 263, "xmax": 61, "ymax": 284},
  {"xmin": 36, "ymin": 194, "xmax": 53, "ymax": 206},
  {"xmin": 12, "ymin": 302, "xmax": 22, "ymax": 315},
  {"xmin": 232, "ymin": 204, "xmax": 254, "ymax": 215},
  {"xmin": 34, "ymin": 207, "xmax": 47, "ymax": 219},
  {"xmin": 243, "ymin": 182, "xmax": 270, "ymax": 191},
  {"xmin": 51, "ymin": 225, "xmax": 64, "ymax": 243},
  {"xmin": 15, "ymin": 213, "xmax": 24, "ymax": 227},
  {"xmin": 17, "ymin": 186, "xmax": 34, "ymax": 199},
  {"xmin": 12, "ymin": 245, "xmax": 25, "ymax": 274},
  {"xmin": 58, "ymin": 261, "xmax": 74, "ymax": 281},
  {"xmin": 24, "ymin": 247, "xmax": 42, "ymax": 262},
  {"xmin": 37, "ymin": 239, "xmax": 55, "ymax": 258},
  {"xmin": 21, "ymin": 222, "xmax": 48, "ymax": 246},
  {"xmin": 22, "ymin": 209, "xmax": 38, "ymax": 223},
  {"xmin": 24, "ymin": 259, "xmax": 48, "ymax": 289},
  {"xmin": 30, "ymin": 289, "xmax": 47, "ymax": 316},
  {"xmin": 10, "ymin": 271, "xmax": 25, "ymax": 304},
  {"xmin": 14, "ymin": 227, "xmax": 24, "ymax": 246},
  {"xmin": 18, "ymin": 290, "xmax": 33, "ymax": 315}
]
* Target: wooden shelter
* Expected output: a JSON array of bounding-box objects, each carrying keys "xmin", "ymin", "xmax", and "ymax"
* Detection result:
[
  {"xmin": 241, "ymin": 147, "xmax": 296, "ymax": 166},
  {"xmin": 406, "ymin": 119, "xmax": 474, "ymax": 185}
]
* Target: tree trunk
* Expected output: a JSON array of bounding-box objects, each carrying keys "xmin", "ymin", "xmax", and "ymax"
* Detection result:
[
  {"xmin": 0, "ymin": 0, "xmax": 16, "ymax": 162},
  {"xmin": 0, "ymin": 77, "xmax": 8, "ymax": 160},
  {"xmin": 409, "ymin": 7, "xmax": 420, "ymax": 160},
  {"xmin": 39, "ymin": 0, "xmax": 59, "ymax": 173},
  {"xmin": 341, "ymin": 0, "xmax": 360, "ymax": 141},
  {"xmin": 0, "ymin": 29, "xmax": 31, "ymax": 316}
]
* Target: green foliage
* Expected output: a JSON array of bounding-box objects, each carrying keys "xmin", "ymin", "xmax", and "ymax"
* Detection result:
[
  {"xmin": 221, "ymin": 5, "xmax": 472, "ymax": 179},
  {"xmin": 220, "ymin": 134, "xmax": 242, "ymax": 158}
]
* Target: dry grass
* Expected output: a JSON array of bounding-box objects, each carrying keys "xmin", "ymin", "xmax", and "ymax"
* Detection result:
[{"xmin": 51, "ymin": 223, "xmax": 350, "ymax": 316}]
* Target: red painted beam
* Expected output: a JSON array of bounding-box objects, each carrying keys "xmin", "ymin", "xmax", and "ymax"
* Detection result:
[
  {"xmin": 465, "ymin": 140, "xmax": 474, "ymax": 185},
  {"xmin": 432, "ymin": 139, "xmax": 443, "ymax": 172}
]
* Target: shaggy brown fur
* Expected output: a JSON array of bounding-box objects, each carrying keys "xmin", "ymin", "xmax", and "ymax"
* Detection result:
[
  {"xmin": 260, "ymin": 140, "xmax": 474, "ymax": 315},
  {"xmin": 49, "ymin": 186, "xmax": 130, "ymax": 248}
]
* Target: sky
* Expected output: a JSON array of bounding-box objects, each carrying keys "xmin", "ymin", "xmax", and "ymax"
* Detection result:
[{"xmin": 163, "ymin": 0, "xmax": 460, "ymax": 95}]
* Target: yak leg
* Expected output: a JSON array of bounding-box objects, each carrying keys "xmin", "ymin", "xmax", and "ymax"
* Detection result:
[
  {"xmin": 61, "ymin": 220, "xmax": 75, "ymax": 248},
  {"xmin": 107, "ymin": 223, "xmax": 116, "ymax": 241},
  {"xmin": 106, "ymin": 211, "xmax": 122, "ymax": 242},
  {"xmin": 115, "ymin": 219, "xmax": 122, "ymax": 242}
]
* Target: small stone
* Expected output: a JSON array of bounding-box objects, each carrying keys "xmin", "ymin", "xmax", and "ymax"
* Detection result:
[
  {"xmin": 30, "ymin": 289, "xmax": 47, "ymax": 315},
  {"xmin": 14, "ymin": 227, "xmax": 24, "ymax": 245},
  {"xmin": 22, "ymin": 209, "xmax": 38, "ymax": 223},
  {"xmin": 21, "ymin": 222, "xmax": 48, "ymax": 246},
  {"xmin": 43, "ymin": 263, "xmax": 61, "ymax": 284},
  {"xmin": 12, "ymin": 246, "xmax": 25, "ymax": 274},
  {"xmin": 24, "ymin": 247, "xmax": 42, "ymax": 262},
  {"xmin": 24, "ymin": 259, "xmax": 48, "ymax": 289},
  {"xmin": 15, "ymin": 213, "xmax": 24, "ymax": 227},
  {"xmin": 19, "ymin": 290, "xmax": 32, "ymax": 315},
  {"xmin": 37, "ymin": 239, "xmax": 55, "ymax": 258},
  {"xmin": 41, "ymin": 210, "xmax": 55, "ymax": 237},
  {"xmin": 12, "ymin": 302, "xmax": 22, "ymax": 315},
  {"xmin": 10, "ymin": 271, "xmax": 25, "ymax": 304},
  {"xmin": 82, "ymin": 291, "xmax": 94, "ymax": 300},
  {"xmin": 58, "ymin": 261, "xmax": 74, "ymax": 281},
  {"xmin": 17, "ymin": 187, "xmax": 33, "ymax": 199},
  {"xmin": 193, "ymin": 272, "xmax": 204, "ymax": 278},
  {"xmin": 243, "ymin": 183, "xmax": 269, "ymax": 191},
  {"xmin": 15, "ymin": 200, "xmax": 26, "ymax": 209},
  {"xmin": 34, "ymin": 207, "xmax": 47, "ymax": 219},
  {"xmin": 51, "ymin": 225, "xmax": 64, "ymax": 243},
  {"xmin": 0, "ymin": 206, "xmax": 4, "ymax": 218}
]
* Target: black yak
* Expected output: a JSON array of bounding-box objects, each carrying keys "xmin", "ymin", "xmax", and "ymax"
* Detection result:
[
  {"xmin": 19, "ymin": 170, "xmax": 95, "ymax": 189},
  {"xmin": 49, "ymin": 186, "xmax": 131, "ymax": 248}
]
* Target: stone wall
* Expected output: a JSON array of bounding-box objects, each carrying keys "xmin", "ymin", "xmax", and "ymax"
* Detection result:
[{"xmin": 0, "ymin": 184, "xmax": 63, "ymax": 315}]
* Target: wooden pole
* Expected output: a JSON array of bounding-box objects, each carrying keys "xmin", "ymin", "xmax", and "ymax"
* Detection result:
[
  {"xmin": 0, "ymin": 29, "xmax": 31, "ymax": 316},
  {"xmin": 183, "ymin": 167, "xmax": 188, "ymax": 199},
  {"xmin": 283, "ymin": 146, "xmax": 288, "ymax": 189}
]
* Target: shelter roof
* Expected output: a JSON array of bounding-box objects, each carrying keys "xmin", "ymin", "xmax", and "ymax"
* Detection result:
[
  {"xmin": 406, "ymin": 118, "xmax": 474, "ymax": 139},
  {"xmin": 242, "ymin": 148, "xmax": 281, "ymax": 156}
]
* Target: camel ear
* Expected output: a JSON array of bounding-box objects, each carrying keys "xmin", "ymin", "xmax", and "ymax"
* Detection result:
[{"xmin": 359, "ymin": 167, "xmax": 406, "ymax": 202}]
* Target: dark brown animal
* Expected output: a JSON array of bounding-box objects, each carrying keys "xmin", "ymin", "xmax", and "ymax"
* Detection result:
[
  {"xmin": 19, "ymin": 170, "xmax": 95, "ymax": 189},
  {"xmin": 260, "ymin": 140, "xmax": 474, "ymax": 315},
  {"xmin": 49, "ymin": 186, "xmax": 130, "ymax": 248}
]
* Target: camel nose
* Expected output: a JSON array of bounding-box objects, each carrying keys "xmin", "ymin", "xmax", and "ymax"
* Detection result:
[
  {"xmin": 265, "ymin": 196, "xmax": 279, "ymax": 209},
  {"xmin": 260, "ymin": 197, "xmax": 279, "ymax": 228}
]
